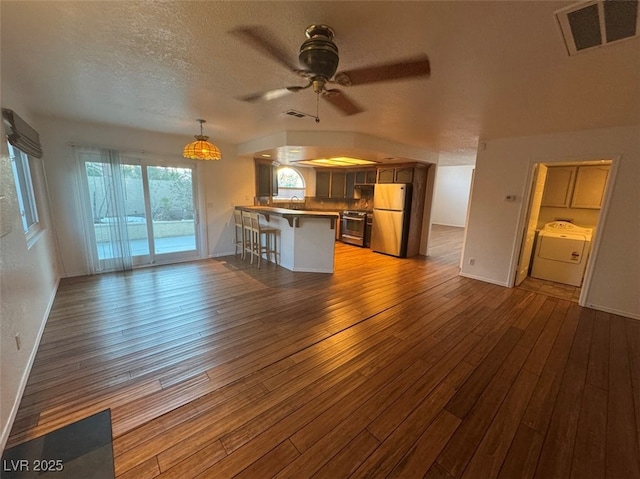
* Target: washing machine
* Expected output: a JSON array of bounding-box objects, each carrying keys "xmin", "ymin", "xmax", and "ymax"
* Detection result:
[{"xmin": 531, "ymin": 221, "xmax": 593, "ymax": 287}]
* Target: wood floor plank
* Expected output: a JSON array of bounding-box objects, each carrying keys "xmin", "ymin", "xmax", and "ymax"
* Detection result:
[
  {"xmin": 570, "ymin": 382, "xmax": 607, "ymax": 479},
  {"xmin": 445, "ymin": 327, "xmax": 523, "ymax": 420},
  {"xmin": 4, "ymin": 228, "xmax": 635, "ymax": 479},
  {"xmin": 233, "ymin": 440, "xmax": 300, "ymax": 479},
  {"xmin": 386, "ymin": 410, "xmax": 461, "ymax": 479},
  {"xmin": 461, "ymin": 368, "xmax": 539, "ymax": 479},
  {"xmin": 310, "ymin": 429, "xmax": 379, "ymax": 479},
  {"xmin": 351, "ymin": 361, "xmax": 475, "ymax": 479},
  {"xmin": 586, "ymin": 311, "xmax": 610, "ymax": 391},
  {"xmin": 116, "ymin": 457, "xmax": 160, "ymax": 479},
  {"xmin": 521, "ymin": 302, "xmax": 581, "ymax": 434},
  {"xmin": 533, "ymin": 306, "xmax": 594, "ymax": 479},
  {"xmin": 435, "ymin": 344, "xmax": 531, "ymax": 477},
  {"xmin": 605, "ymin": 315, "xmax": 640, "ymax": 479},
  {"xmin": 497, "ymin": 423, "xmax": 545, "ymax": 479},
  {"xmin": 364, "ymin": 331, "xmax": 481, "ymax": 442},
  {"xmin": 624, "ymin": 316, "xmax": 640, "ymax": 456},
  {"xmin": 521, "ymin": 299, "xmax": 565, "ymax": 375}
]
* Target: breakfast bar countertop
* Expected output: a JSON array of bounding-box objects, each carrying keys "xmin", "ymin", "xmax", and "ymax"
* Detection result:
[
  {"xmin": 235, "ymin": 205, "xmax": 340, "ymax": 228},
  {"xmin": 234, "ymin": 205, "xmax": 339, "ymax": 273}
]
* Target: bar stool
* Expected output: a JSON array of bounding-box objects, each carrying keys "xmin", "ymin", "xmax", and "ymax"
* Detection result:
[
  {"xmin": 242, "ymin": 211, "xmax": 254, "ymax": 262},
  {"xmin": 246, "ymin": 212, "xmax": 279, "ymax": 268},
  {"xmin": 233, "ymin": 209, "xmax": 244, "ymax": 257}
]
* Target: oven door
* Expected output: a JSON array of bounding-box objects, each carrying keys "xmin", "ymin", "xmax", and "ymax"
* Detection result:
[{"xmin": 341, "ymin": 214, "xmax": 365, "ymax": 246}]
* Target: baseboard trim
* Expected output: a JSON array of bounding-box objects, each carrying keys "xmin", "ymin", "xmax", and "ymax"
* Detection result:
[
  {"xmin": 583, "ymin": 302, "xmax": 640, "ymax": 320},
  {"xmin": 459, "ymin": 272, "xmax": 510, "ymax": 287},
  {"xmin": 1, "ymin": 277, "xmax": 60, "ymax": 453},
  {"xmin": 432, "ymin": 222, "xmax": 465, "ymax": 228}
]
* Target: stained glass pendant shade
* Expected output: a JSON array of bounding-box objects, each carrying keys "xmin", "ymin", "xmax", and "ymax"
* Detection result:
[{"xmin": 183, "ymin": 119, "xmax": 221, "ymax": 161}]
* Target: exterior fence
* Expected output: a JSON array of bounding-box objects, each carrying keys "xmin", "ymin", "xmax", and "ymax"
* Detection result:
[{"xmin": 94, "ymin": 220, "xmax": 195, "ymax": 241}]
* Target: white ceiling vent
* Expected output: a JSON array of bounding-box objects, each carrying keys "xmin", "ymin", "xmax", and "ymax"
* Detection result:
[{"xmin": 555, "ymin": 0, "xmax": 639, "ymax": 55}]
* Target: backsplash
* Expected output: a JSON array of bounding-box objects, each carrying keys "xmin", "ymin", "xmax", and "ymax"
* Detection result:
[{"xmin": 255, "ymin": 195, "xmax": 372, "ymax": 212}]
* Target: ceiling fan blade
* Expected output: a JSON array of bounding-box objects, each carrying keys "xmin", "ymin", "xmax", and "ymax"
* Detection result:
[
  {"xmin": 322, "ymin": 90, "xmax": 364, "ymax": 116},
  {"xmin": 230, "ymin": 26, "xmax": 298, "ymax": 71},
  {"xmin": 238, "ymin": 88, "xmax": 294, "ymax": 103},
  {"xmin": 335, "ymin": 55, "xmax": 431, "ymax": 86}
]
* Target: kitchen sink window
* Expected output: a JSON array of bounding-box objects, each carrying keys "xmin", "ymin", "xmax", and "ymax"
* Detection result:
[{"xmin": 275, "ymin": 166, "xmax": 306, "ymax": 200}]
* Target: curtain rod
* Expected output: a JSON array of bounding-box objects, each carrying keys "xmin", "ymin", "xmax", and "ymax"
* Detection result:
[{"xmin": 66, "ymin": 141, "xmax": 188, "ymax": 161}]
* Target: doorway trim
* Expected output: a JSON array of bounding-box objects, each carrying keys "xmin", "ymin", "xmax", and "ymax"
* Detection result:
[{"xmin": 510, "ymin": 154, "xmax": 620, "ymax": 306}]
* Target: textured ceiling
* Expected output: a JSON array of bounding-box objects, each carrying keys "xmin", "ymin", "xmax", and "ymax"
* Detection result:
[{"xmin": 1, "ymin": 1, "xmax": 639, "ymax": 166}]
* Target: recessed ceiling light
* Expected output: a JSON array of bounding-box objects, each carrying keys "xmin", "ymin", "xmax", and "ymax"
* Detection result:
[
  {"xmin": 295, "ymin": 157, "xmax": 377, "ymax": 167},
  {"xmin": 261, "ymin": 153, "xmax": 272, "ymax": 158}
]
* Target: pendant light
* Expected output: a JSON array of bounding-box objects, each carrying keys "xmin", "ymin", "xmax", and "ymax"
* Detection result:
[{"xmin": 183, "ymin": 119, "xmax": 221, "ymax": 161}]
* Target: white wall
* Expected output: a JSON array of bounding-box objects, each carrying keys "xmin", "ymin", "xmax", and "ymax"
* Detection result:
[
  {"xmin": 0, "ymin": 86, "xmax": 60, "ymax": 451},
  {"xmin": 462, "ymin": 125, "xmax": 640, "ymax": 319},
  {"xmin": 36, "ymin": 116, "xmax": 254, "ymax": 276},
  {"xmin": 431, "ymin": 165, "xmax": 474, "ymax": 227}
]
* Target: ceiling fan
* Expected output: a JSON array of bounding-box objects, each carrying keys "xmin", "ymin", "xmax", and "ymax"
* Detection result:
[{"xmin": 232, "ymin": 24, "xmax": 431, "ymax": 118}]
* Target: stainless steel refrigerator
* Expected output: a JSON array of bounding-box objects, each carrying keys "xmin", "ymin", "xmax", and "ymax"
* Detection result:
[{"xmin": 371, "ymin": 183, "xmax": 412, "ymax": 257}]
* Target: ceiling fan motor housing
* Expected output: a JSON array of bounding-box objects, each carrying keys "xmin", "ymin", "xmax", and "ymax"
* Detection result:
[{"xmin": 299, "ymin": 24, "xmax": 339, "ymax": 80}]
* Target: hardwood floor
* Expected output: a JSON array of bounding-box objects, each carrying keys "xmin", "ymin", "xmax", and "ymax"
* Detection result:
[
  {"xmin": 518, "ymin": 277, "xmax": 581, "ymax": 303},
  {"xmin": 7, "ymin": 224, "xmax": 640, "ymax": 478}
]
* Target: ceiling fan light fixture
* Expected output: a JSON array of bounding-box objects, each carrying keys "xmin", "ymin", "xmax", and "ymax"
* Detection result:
[
  {"xmin": 183, "ymin": 119, "xmax": 222, "ymax": 161},
  {"xmin": 299, "ymin": 24, "xmax": 339, "ymax": 79}
]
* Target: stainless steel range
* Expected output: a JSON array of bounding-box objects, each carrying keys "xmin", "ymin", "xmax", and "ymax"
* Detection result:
[{"xmin": 341, "ymin": 210, "xmax": 372, "ymax": 247}]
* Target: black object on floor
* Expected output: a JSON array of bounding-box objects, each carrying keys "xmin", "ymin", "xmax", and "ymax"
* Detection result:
[{"xmin": 2, "ymin": 409, "xmax": 115, "ymax": 478}]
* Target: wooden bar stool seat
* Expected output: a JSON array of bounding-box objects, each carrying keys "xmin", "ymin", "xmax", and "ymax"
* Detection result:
[
  {"xmin": 233, "ymin": 209, "xmax": 245, "ymax": 258},
  {"xmin": 245, "ymin": 211, "xmax": 279, "ymax": 268},
  {"xmin": 241, "ymin": 211, "xmax": 254, "ymax": 262}
]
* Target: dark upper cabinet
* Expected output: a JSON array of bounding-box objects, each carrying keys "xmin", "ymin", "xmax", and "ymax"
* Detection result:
[
  {"xmin": 395, "ymin": 167, "xmax": 414, "ymax": 184},
  {"xmin": 377, "ymin": 168, "xmax": 395, "ymax": 184},
  {"xmin": 331, "ymin": 171, "xmax": 346, "ymax": 198},
  {"xmin": 315, "ymin": 170, "xmax": 348, "ymax": 198},
  {"xmin": 345, "ymin": 172, "xmax": 356, "ymax": 199},
  {"xmin": 355, "ymin": 169, "xmax": 377, "ymax": 185},
  {"xmin": 378, "ymin": 166, "xmax": 414, "ymax": 184},
  {"xmin": 255, "ymin": 160, "xmax": 278, "ymax": 197},
  {"xmin": 315, "ymin": 171, "xmax": 331, "ymax": 197},
  {"xmin": 366, "ymin": 170, "xmax": 377, "ymax": 184}
]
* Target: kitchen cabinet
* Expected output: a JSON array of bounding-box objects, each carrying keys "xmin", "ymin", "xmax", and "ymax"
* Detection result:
[
  {"xmin": 571, "ymin": 165, "xmax": 609, "ymax": 209},
  {"xmin": 377, "ymin": 166, "xmax": 415, "ymax": 184},
  {"xmin": 315, "ymin": 171, "xmax": 331, "ymax": 197},
  {"xmin": 377, "ymin": 167, "xmax": 395, "ymax": 184},
  {"xmin": 345, "ymin": 172, "xmax": 356, "ymax": 198},
  {"xmin": 395, "ymin": 167, "xmax": 414, "ymax": 183},
  {"xmin": 355, "ymin": 169, "xmax": 377, "ymax": 185},
  {"xmin": 330, "ymin": 171, "xmax": 346, "ymax": 198},
  {"xmin": 541, "ymin": 166, "xmax": 576, "ymax": 207},
  {"xmin": 315, "ymin": 170, "xmax": 346, "ymax": 198},
  {"xmin": 255, "ymin": 159, "xmax": 278, "ymax": 197}
]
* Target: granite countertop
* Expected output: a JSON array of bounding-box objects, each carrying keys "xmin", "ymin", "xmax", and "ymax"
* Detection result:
[{"xmin": 235, "ymin": 205, "xmax": 340, "ymax": 227}]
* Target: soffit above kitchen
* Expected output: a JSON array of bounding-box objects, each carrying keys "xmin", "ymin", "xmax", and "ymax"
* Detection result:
[
  {"xmin": 1, "ymin": 1, "xmax": 638, "ymax": 167},
  {"xmin": 237, "ymin": 130, "xmax": 438, "ymax": 167}
]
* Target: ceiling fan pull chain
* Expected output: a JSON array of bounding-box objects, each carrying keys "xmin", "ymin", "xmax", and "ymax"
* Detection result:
[{"xmin": 315, "ymin": 93, "xmax": 320, "ymax": 123}]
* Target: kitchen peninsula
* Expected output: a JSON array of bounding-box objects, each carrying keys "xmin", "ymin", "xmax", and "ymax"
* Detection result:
[{"xmin": 235, "ymin": 206, "xmax": 340, "ymax": 273}]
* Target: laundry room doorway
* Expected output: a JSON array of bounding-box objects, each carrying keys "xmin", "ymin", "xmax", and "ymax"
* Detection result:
[{"xmin": 514, "ymin": 158, "xmax": 614, "ymax": 304}]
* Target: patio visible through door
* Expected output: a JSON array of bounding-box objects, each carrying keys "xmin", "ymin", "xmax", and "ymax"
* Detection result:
[{"xmin": 81, "ymin": 150, "xmax": 200, "ymax": 272}]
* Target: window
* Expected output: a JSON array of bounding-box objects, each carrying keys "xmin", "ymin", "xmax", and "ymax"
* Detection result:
[
  {"xmin": 8, "ymin": 142, "xmax": 39, "ymax": 238},
  {"xmin": 275, "ymin": 167, "xmax": 306, "ymax": 200}
]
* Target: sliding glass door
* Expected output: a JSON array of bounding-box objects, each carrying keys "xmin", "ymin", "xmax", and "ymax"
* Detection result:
[
  {"xmin": 80, "ymin": 149, "xmax": 201, "ymax": 272},
  {"xmin": 147, "ymin": 165, "xmax": 197, "ymax": 256}
]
